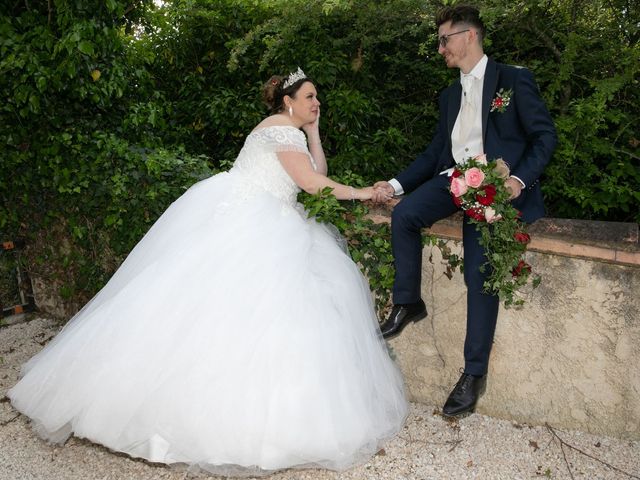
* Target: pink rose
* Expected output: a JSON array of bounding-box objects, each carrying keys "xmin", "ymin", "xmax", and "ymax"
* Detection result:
[
  {"xmin": 464, "ymin": 167, "xmax": 485, "ymax": 188},
  {"xmin": 450, "ymin": 177, "xmax": 468, "ymax": 197},
  {"xmin": 473, "ymin": 153, "xmax": 488, "ymax": 165},
  {"xmin": 484, "ymin": 206, "xmax": 502, "ymax": 223}
]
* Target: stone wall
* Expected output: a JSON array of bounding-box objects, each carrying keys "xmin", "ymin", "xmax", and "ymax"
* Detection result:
[{"xmin": 384, "ymin": 214, "xmax": 640, "ymax": 440}]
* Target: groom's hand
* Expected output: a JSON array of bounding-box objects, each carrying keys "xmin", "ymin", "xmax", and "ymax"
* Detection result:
[{"xmin": 505, "ymin": 177, "xmax": 523, "ymax": 200}]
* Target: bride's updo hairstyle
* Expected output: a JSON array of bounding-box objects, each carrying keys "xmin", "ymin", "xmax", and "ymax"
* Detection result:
[{"xmin": 262, "ymin": 69, "xmax": 314, "ymax": 114}]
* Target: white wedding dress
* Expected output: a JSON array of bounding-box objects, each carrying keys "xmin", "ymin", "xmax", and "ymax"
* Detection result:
[{"xmin": 8, "ymin": 126, "xmax": 408, "ymax": 476}]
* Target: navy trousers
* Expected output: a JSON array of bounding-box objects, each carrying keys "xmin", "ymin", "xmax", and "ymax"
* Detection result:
[{"xmin": 390, "ymin": 174, "xmax": 499, "ymax": 376}]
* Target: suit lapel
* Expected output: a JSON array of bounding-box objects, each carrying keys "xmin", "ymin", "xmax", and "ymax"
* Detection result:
[{"xmin": 482, "ymin": 58, "xmax": 499, "ymax": 140}]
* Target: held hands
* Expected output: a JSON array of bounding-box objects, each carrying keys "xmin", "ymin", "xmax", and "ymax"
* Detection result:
[
  {"xmin": 372, "ymin": 181, "xmax": 396, "ymax": 204},
  {"xmin": 345, "ymin": 182, "xmax": 394, "ymax": 203},
  {"xmin": 351, "ymin": 186, "xmax": 392, "ymax": 202}
]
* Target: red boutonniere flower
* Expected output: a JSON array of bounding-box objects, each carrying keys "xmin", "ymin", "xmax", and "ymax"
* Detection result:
[{"xmin": 490, "ymin": 88, "xmax": 513, "ymax": 113}]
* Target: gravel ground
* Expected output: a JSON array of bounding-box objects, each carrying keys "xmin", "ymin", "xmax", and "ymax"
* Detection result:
[{"xmin": 1, "ymin": 317, "xmax": 639, "ymax": 480}]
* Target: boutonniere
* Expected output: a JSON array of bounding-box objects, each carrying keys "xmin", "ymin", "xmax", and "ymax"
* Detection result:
[{"xmin": 490, "ymin": 88, "xmax": 513, "ymax": 113}]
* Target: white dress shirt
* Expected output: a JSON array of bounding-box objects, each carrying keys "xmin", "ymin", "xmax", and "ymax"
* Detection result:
[{"xmin": 449, "ymin": 54, "xmax": 488, "ymax": 168}]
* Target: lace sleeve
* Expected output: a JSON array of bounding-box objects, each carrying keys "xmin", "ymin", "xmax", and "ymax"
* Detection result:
[{"xmin": 249, "ymin": 126, "xmax": 310, "ymax": 156}]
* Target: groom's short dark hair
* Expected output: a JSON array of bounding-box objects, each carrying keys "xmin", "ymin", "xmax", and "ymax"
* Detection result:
[{"xmin": 435, "ymin": 5, "xmax": 486, "ymax": 42}]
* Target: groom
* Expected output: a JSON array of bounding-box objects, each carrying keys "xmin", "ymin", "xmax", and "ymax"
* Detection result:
[{"xmin": 374, "ymin": 5, "xmax": 557, "ymax": 416}]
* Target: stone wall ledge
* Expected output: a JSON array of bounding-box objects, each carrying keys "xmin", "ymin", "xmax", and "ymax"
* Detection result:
[
  {"xmin": 368, "ymin": 206, "xmax": 640, "ymax": 440},
  {"xmin": 368, "ymin": 208, "xmax": 640, "ymax": 267}
]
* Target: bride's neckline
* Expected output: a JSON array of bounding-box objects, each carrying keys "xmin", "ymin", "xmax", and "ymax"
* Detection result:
[{"xmin": 250, "ymin": 125, "xmax": 301, "ymax": 135}]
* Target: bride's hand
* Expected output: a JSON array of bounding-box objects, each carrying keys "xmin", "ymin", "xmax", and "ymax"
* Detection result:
[
  {"xmin": 301, "ymin": 106, "xmax": 320, "ymax": 137},
  {"xmin": 356, "ymin": 186, "xmax": 375, "ymax": 201}
]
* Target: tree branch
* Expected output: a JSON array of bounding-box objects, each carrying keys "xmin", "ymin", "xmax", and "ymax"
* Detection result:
[
  {"xmin": 614, "ymin": 148, "xmax": 640, "ymax": 161},
  {"xmin": 546, "ymin": 423, "xmax": 640, "ymax": 480},
  {"xmin": 0, "ymin": 414, "xmax": 20, "ymax": 426},
  {"xmin": 525, "ymin": 22, "xmax": 562, "ymax": 61},
  {"xmin": 124, "ymin": 3, "xmax": 137, "ymax": 17}
]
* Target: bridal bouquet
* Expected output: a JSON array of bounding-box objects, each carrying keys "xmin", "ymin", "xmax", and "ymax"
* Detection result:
[{"xmin": 449, "ymin": 154, "xmax": 540, "ymax": 307}]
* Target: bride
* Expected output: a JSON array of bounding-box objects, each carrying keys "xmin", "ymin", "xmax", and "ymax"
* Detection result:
[{"xmin": 8, "ymin": 67, "xmax": 408, "ymax": 476}]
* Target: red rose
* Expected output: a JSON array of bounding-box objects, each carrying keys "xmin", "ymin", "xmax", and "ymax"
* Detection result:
[
  {"xmin": 452, "ymin": 194, "xmax": 462, "ymax": 207},
  {"xmin": 476, "ymin": 184, "xmax": 497, "ymax": 206},
  {"xmin": 514, "ymin": 232, "xmax": 531, "ymax": 244},
  {"xmin": 452, "ymin": 169, "xmax": 463, "ymax": 178},
  {"xmin": 511, "ymin": 260, "xmax": 531, "ymax": 277},
  {"xmin": 494, "ymin": 98, "xmax": 503, "ymax": 107},
  {"xmin": 465, "ymin": 207, "xmax": 486, "ymax": 221}
]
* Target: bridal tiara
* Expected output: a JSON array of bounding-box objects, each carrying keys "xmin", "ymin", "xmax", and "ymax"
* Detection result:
[{"xmin": 283, "ymin": 67, "xmax": 307, "ymax": 89}]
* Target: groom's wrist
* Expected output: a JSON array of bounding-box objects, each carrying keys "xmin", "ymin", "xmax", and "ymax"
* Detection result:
[
  {"xmin": 509, "ymin": 175, "xmax": 525, "ymax": 188},
  {"xmin": 388, "ymin": 178, "xmax": 404, "ymax": 196}
]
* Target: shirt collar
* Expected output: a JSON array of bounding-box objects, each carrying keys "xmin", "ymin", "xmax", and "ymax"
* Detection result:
[{"xmin": 460, "ymin": 54, "xmax": 488, "ymax": 82}]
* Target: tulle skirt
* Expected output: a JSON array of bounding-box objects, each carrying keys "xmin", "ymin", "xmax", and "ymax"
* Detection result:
[{"xmin": 8, "ymin": 172, "xmax": 408, "ymax": 476}]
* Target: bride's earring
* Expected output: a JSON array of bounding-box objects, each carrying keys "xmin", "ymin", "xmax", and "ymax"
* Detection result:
[{"xmin": 288, "ymin": 106, "xmax": 293, "ymax": 117}]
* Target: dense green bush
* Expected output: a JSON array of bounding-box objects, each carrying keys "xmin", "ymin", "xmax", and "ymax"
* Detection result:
[
  {"xmin": 0, "ymin": 1, "xmax": 212, "ymax": 308},
  {"xmin": 139, "ymin": 0, "xmax": 638, "ymax": 221},
  {"xmin": 480, "ymin": 0, "xmax": 640, "ymax": 222},
  {"xmin": 1, "ymin": 0, "xmax": 638, "ymax": 315}
]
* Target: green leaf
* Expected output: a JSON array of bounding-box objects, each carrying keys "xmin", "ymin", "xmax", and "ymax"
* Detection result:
[{"xmin": 78, "ymin": 41, "xmax": 94, "ymax": 56}]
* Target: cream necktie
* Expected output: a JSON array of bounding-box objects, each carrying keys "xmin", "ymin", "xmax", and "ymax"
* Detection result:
[{"xmin": 458, "ymin": 74, "xmax": 475, "ymax": 142}]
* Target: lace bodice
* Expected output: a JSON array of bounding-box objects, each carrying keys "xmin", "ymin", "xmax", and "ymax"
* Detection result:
[{"xmin": 230, "ymin": 126, "xmax": 315, "ymax": 205}]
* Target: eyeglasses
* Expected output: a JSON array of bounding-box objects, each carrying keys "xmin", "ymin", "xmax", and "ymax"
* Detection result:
[{"xmin": 438, "ymin": 29, "xmax": 470, "ymax": 47}]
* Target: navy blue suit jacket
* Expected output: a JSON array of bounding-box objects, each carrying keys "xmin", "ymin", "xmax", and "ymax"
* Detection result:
[{"xmin": 396, "ymin": 58, "xmax": 557, "ymax": 223}]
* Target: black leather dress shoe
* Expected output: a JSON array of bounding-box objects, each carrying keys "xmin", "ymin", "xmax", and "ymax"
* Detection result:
[
  {"xmin": 380, "ymin": 299, "xmax": 427, "ymax": 339},
  {"xmin": 442, "ymin": 372, "xmax": 487, "ymax": 417}
]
